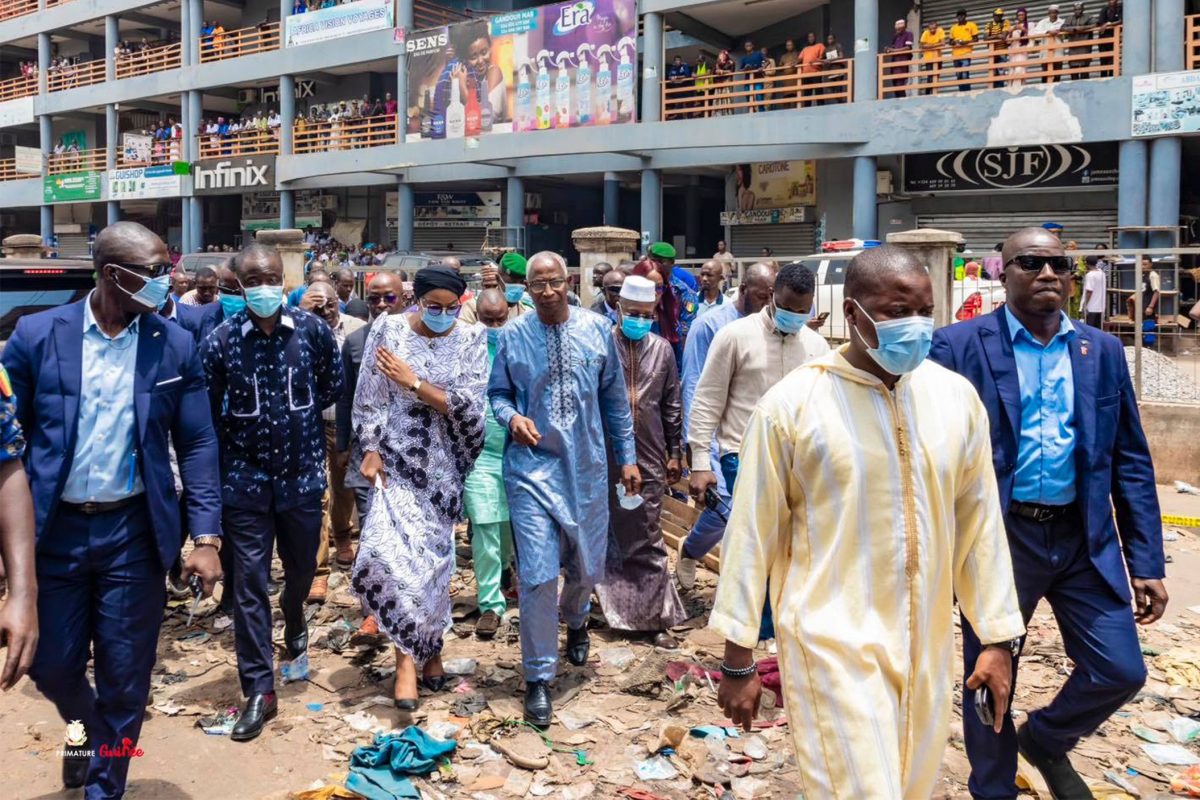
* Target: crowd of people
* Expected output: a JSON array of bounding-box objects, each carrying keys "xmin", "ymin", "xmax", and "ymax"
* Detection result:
[
  {"xmin": 291, "ymin": 0, "xmax": 354, "ymax": 14},
  {"xmin": 884, "ymin": 1, "xmax": 1124, "ymax": 96},
  {"xmin": 0, "ymin": 218, "xmax": 1171, "ymax": 800}
]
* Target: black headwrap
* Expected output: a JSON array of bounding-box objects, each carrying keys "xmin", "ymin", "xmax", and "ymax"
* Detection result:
[{"xmin": 413, "ymin": 266, "xmax": 466, "ymax": 298}]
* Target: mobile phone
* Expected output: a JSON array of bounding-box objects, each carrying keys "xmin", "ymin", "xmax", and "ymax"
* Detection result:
[
  {"xmin": 817, "ymin": 311, "xmax": 830, "ymax": 322},
  {"xmin": 974, "ymin": 685, "xmax": 995, "ymax": 727},
  {"xmin": 703, "ymin": 487, "xmax": 730, "ymax": 522}
]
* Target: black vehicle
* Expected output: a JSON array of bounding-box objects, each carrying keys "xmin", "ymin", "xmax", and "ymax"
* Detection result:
[{"xmin": 0, "ymin": 257, "xmax": 95, "ymax": 346}]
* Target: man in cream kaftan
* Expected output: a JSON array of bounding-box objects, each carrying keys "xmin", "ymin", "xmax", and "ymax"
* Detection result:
[{"xmin": 710, "ymin": 348, "xmax": 1025, "ymax": 798}]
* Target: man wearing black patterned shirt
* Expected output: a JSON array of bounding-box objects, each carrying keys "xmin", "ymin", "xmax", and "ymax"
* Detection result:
[{"xmin": 200, "ymin": 244, "xmax": 344, "ymax": 742}]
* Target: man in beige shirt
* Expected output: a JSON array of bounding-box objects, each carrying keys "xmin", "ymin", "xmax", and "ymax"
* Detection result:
[{"xmin": 688, "ymin": 262, "xmax": 829, "ymax": 502}]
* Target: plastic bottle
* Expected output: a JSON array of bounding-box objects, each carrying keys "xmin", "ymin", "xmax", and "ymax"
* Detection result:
[
  {"xmin": 594, "ymin": 45, "xmax": 613, "ymax": 126},
  {"xmin": 615, "ymin": 37, "xmax": 635, "ymax": 124},
  {"xmin": 515, "ymin": 61, "xmax": 534, "ymax": 132},
  {"xmin": 465, "ymin": 75, "xmax": 482, "ymax": 136},
  {"xmin": 574, "ymin": 43, "xmax": 594, "ymax": 126},
  {"xmin": 553, "ymin": 52, "xmax": 573, "ymax": 128},
  {"xmin": 430, "ymin": 86, "xmax": 445, "ymax": 139},
  {"xmin": 445, "ymin": 77, "xmax": 465, "ymax": 139},
  {"xmin": 420, "ymin": 89, "xmax": 433, "ymax": 138},
  {"xmin": 534, "ymin": 50, "xmax": 553, "ymax": 130}
]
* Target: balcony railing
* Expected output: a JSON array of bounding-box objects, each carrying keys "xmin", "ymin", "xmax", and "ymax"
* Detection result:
[
  {"xmin": 118, "ymin": 142, "xmax": 183, "ymax": 167},
  {"xmin": 47, "ymin": 148, "xmax": 105, "ymax": 175},
  {"xmin": 294, "ymin": 114, "xmax": 398, "ymax": 154},
  {"xmin": 0, "ymin": 73, "xmax": 36, "ymax": 101},
  {"xmin": 115, "ymin": 42, "xmax": 183, "ymax": 80},
  {"xmin": 413, "ymin": 0, "xmax": 469, "ymax": 29},
  {"xmin": 878, "ymin": 26, "xmax": 1121, "ymax": 98},
  {"xmin": 663, "ymin": 60, "xmax": 853, "ymax": 119},
  {"xmin": 0, "ymin": 158, "xmax": 29, "ymax": 182},
  {"xmin": 1188, "ymin": 14, "xmax": 1199, "ymax": 71},
  {"xmin": 0, "ymin": 0, "xmax": 36, "ymax": 21},
  {"xmin": 200, "ymin": 22, "xmax": 281, "ymax": 62},
  {"xmin": 47, "ymin": 58, "xmax": 107, "ymax": 93},
  {"xmin": 198, "ymin": 127, "xmax": 279, "ymax": 159}
]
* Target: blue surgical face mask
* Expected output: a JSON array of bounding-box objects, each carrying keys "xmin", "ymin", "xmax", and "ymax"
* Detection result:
[
  {"xmin": 486, "ymin": 326, "xmax": 501, "ymax": 346},
  {"xmin": 422, "ymin": 306, "xmax": 459, "ymax": 334},
  {"xmin": 504, "ymin": 283, "xmax": 525, "ymax": 304},
  {"xmin": 621, "ymin": 315, "xmax": 653, "ymax": 341},
  {"xmin": 219, "ymin": 293, "xmax": 247, "ymax": 317},
  {"xmin": 851, "ymin": 299, "xmax": 934, "ymax": 376},
  {"xmin": 772, "ymin": 304, "xmax": 811, "ymax": 335},
  {"xmin": 241, "ymin": 283, "xmax": 284, "ymax": 318},
  {"xmin": 114, "ymin": 265, "xmax": 171, "ymax": 311}
]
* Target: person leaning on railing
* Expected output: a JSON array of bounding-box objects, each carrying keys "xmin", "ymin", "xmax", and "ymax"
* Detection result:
[
  {"xmin": 666, "ymin": 55, "xmax": 694, "ymax": 119},
  {"xmin": 984, "ymin": 9, "xmax": 1012, "ymax": 89},
  {"xmin": 1063, "ymin": 4, "xmax": 1098, "ymax": 80},
  {"xmin": 693, "ymin": 55, "xmax": 712, "ymax": 118},
  {"xmin": 918, "ymin": 20, "xmax": 946, "ymax": 95},
  {"xmin": 822, "ymin": 35, "xmax": 846, "ymax": 102},
  {"xmin": 1097, "ymin": 0, "xmax": 1122, "ymax": 71}
]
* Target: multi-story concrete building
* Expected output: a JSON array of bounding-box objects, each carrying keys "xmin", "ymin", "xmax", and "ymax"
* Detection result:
[{"xmin": 0, "ymin": 0, "xmax": 1197, "ymax": 260}]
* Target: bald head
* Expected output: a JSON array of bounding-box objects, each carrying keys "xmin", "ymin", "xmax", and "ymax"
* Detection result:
[
  {"xmin": 844, "ymin": 246, "xmax": 927, "ymax": 299},
  {"xmin": 94, "ymin": 221, "xmax": 167, "ymax": 269},
  {"xmin": 476, "ymin": 288, "xmax": 507, "ymax": 316},
  {"xmin": 307, "ymin": 281, "xmax": 338, "ymax": 303},
  {"xmin": 528, "ymin": 251, "xmax": 568, "ymax": 278},
  {"xmin": 440, "ymin": 256, "xmax": 463, "ymax": 273},
  {"xmin": 742, "ymin": 261, "xmax": 776, "ymax": 291},
  {"xmin": 1001, "ymin": 227, "xmax": 1064, "ymax": 266},
  {"xmin": 367, "ymin": 271, "xmax": 402, "ymax": 293}
]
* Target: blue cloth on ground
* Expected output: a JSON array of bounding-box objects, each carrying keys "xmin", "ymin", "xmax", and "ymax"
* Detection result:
[{"xmin": 346, "ymin": 727, "xmax": 457, "ymax": 800}]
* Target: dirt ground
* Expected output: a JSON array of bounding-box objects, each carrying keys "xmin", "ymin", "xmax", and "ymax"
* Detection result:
[{"xmin": 0, "ymin": 487, "xmax": 1198, "ymax": 800}]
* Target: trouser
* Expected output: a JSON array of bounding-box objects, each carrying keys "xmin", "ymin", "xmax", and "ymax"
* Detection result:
[
  {"xmin": 30, "ymin": 500, "xmax": 163, "ymax": 800},
  {"xmin": 353, "ymin": 486, "xmax": 371, "ymax": 527},
  {"xmin": 1085, "ymin": 311, "xmax": 1102, "ymax": 329},
  {"xmin": 224, "ymin": 494, "xmax": 323, "ymax": 696},
  {"xmin": 719, "ymin": 453, "xmax": 774, "ymax": 642},
  {"xmin": 962, "ymin": 506, "xmax": 1146, "ymax": 799},
  {"xmin": 315, "ymin": 423, "xmax": 355, "ymax": 578},
  {"xmin": 954, "ymin": 58, "xmax": 972, "ymax": 90},
  {"xmin": 472, "ymin": 521, "xmax": 514, "ymax": 615},
  {"xmin": 682, "ymin": 441, "xmax": 731, "ymax": 559},
  {"xmin": 991, "ymin": 53, "xmax": 1008, "ymax": 88},
  {"xmin": 921, "ymin": 61, "xmax": 939, "ymax": 95},
  {"xmin": 519, "ymin": 577, "xmax": 592, "ymax": 682}
]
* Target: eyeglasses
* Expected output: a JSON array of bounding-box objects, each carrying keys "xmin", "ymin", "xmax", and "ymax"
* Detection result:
[
  {"xmin": 1009, "ymin": 255, "xmax": 1074, "ymax": 275},
  {"xmin": 528, "ymin": 278, "xmax": 567, "ymax": 293},
  {"xmin": 109, "ymin": 261, "xmax": 173, "ymax": 279},
  {"xmin": 367, "ymin": 292, "xmax": 398, "ymax": 305},
  {"xmin": 420, "ymin": 300, "xmax": 461, "ymax": 316}
]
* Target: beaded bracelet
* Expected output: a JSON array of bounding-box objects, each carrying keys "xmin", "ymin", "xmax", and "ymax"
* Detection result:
[{"xmin": 719, "ymin": 661, "xmax": 758, "ymax": 679}]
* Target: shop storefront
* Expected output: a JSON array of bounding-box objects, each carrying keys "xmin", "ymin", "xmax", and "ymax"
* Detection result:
[{"xmin": 724, "ymin": 160, "xmax": 817, "ymax": 258}]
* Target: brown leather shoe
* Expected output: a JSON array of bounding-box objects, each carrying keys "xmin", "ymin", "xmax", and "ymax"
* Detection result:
[
  {"xmin": 334, "ymin": 540, "xmax": 355, "ymax": 570},
  {"xmin": 350, "ymin": 615, "xmax": 382, "ymax": 645},
  {"xmin": 476, "ymin": 610, "xmax": 501, "ymax": 639},
  {"xmin": 652, "ymin": 631, "xmax": 679, "ymax": 650},
  {"xmin": 306, "ymin": 575, "xmax": 328, "ymax": 604}
]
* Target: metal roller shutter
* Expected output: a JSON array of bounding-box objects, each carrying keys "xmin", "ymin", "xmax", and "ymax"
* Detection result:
[
  {"xmin": 410, "ymin": 227, "xmax": 491, "ymax": 253},
  {"xmin": 916, "ymin": 208, "xmax": 1117, "ymax": 252},
  {"xmin": 729, "ymin": 223, "xmax": 818, "ymax": 261},
  {"xmin": 918, "ymin": 1, "xmax": 1069, "ymax": 29},
  {"xmin": 55, "ymin": 233, "xmax": 92, "ymax": 258}
]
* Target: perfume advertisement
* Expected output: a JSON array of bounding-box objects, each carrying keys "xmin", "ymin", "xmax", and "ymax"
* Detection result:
[{"xmin": 404, "ymin": 0, "xmax": 638, "ymax": 142}]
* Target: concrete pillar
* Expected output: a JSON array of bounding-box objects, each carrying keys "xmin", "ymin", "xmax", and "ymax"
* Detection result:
[
  {"xmin": 192, "ymin": 197, "xmax": 204, "ymax": 251},
  {"xmin": 181, "ymin": 0, "xmax": 192, "ymax": 66},
  {"xmin": 852, "ymin": 156, "xmax": 877, "ymax": 241},
  {"xmin": 1154, "ymin": 0, "xmax": 1185, "ymax": 72},
  {"xmin": 187, "ymin": 0, "xmax": 203, "ymax": 66},
  {"xmin": 1117, "ymin": 140, "xmax": 1147, "ymax": 250},
  {"xmin": 280, "ymin": 189, "xmax": 295, "ymax": 230},
  {"xmin": 188, "ymin": 91, "xmax": 202, "ymax": 162},
  {"xmin": 37, "ymin": 32, "xmax": 49, "ymax": 95},
  {"xmin": 1122, "ymin": 0, "xmax": 1150, "ymax": 76},
  {"xmin": 572, "ymin": 226, "xmax": 640, "ymax": 307},
  {"xmin": 105, "ymin": 105, "xmax": 118, "ymax": 170},
  {"xmin": 181, "ymin": 199, "xmax": 193, "ymax": 253},
  {"xmin": 107, "ymin": 203, "xmax": 120, "ymax": 225},
  {"xmin": 505, "ymin": 176, "xmax": 524, "ymax": 232},
  {"xmin": 39, "ymin": 113, "xmax": 52, "ymax": 244},
  {"xmin": 395, "ymin": 182, "xmax": 414, "ymax": 252},
  {"xmin": 640, "ymin": 169, "xmax": 661, "ymax": 245},
  {"xmin": 853, "ymin": 0, "xmax": 878, "ymax": 101},
  {"xmin": 105, "ymin": 16, "xmax": 118, "ymax": 81},
  {"xmin": 603, "ymin": 172, "xmax": 620, "ymax": 226},
  {"xmin": 279, "ymin": 0, "xmax": 291, "ymax": 27},
  {"xmin": 181, "ymin": 91, "xmax": 192, "ymax": 162},
  {"xmin": 886, "ymin": 228, "xmax": 964, "ymax": 328},
  {"xmin": 396, "ymin": 0, "xmax": 414, "ymax": 134},
  {"xmin": 279, "ymin": 75, "xmax": 295, "ymax": 155},
  {"xmin": 1147, "ymin": 138, "xmax": 1181, "ymax": 250},
  {"xmin": 40, "ymin": 206, "xmax": 53, "ymax": 244},
  {"xmin": 684, "ymin": 175, "xmax": 700, "ymax": 257},
  {"xmin": 641, "ymin": 12, "xmax": 663, "ymax": 123},
  {"xmin": 255, "ymin": 228, "xmax": 306, "ymax": 290}
]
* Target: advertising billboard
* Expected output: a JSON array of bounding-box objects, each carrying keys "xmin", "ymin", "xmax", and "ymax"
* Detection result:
[
  {"xmin": 194, "ymin": 155, "xmax": 276, "ymax": 195},
  {"xmin": 284, "ymin": 0, "xmax": 394, "ymax": 48},
  {"xmin": 44, "ymin": 171, "xmax": 102, "ymax": 203},
  {"xmin": 109, "ymin": 164, "xmax": 186, "ymax": 201},
  {"xmin": 14, "ymin": 145, "xmax": 41, "ymax": 174},
  {"xmin": 1132, "ymin": 70, "xmax": 1200, "ymax": 137},
  {"xmin": 405, "ymin": 0, "xmax": 637, "ymax": 141},
  {"xmin": 724, "ymin": 161, "xmax": 816, "ymax": 225},
  {"xmin": 902, "ymin": 144, "xmax": 1118, "ymax": 193}
]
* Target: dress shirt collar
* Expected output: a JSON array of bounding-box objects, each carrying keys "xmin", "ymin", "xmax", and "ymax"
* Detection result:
[
  {"xmin": 1003, "ymin": 307, "xmax": 1075, "ymax": 346},
  {"xmin": 240, "ymin": 306, "xmax": 297, "ymax": 336},
  {"xmin": 82, "ymin": 290, "xmax": 141, "ymax": 339}
]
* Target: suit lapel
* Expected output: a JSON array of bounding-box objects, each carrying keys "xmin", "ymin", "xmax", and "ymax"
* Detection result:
[
  {"xmin": 135, "ymin": 314, "xmax": 166, "ymax": 445},
  {"xmin": 54, "ymin": 302, "xmax": 85, "ymax": 451},
  {"xmin": 1068, "ymin": 319, "xmax": 1096, "ymax": 463},
  {"xmin": 979, "ymin": 311, "xmax": 1022, "ymax": 452}
]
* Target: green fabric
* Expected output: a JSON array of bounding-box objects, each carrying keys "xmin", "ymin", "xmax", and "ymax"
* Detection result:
[
  {"xmin": 648, "ymin": 241, "xmax": 676, "ymax": 259},
  {"xmin": 499, "ymin": 252, "xmax": 527, "ymax": 276},
  {"xmin": 470, "ymin": 521, "xmax": 514, "ymax": 615},
  {"xmin": 463, "ymin": 347, "xmax": 509, "ymax": 525}
]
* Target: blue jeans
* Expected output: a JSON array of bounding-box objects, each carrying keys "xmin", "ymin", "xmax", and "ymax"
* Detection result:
[
  {"xmin": 954, "ymin": 58, "xmax": 972, "ymax": 90},
  {"xmin": 720, "ymin": 453, "xmax": 775, "ymax": 642}
]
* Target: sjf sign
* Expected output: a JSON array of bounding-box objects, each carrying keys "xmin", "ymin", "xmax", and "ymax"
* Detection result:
[
  {"xmin": 193, "ymin": 155, "xmax": 275, "ymax": 195},
  {"xmin": 903, "ymin": 144, "xmax": 1118, "ymax": 193}
]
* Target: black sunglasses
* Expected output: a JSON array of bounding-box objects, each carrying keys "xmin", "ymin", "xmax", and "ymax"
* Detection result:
[
  {"xmin": 1009, "ymin": 255, "xmax": 1074, "ymax": 275},
  {"xmin": 367, "ymin": 292, "xmax": 398, "ymax": 304},
  {"xmin": 109, "ymin": 261, "xmax": 173, "ymax": 279},
  {"xmin": 603, "ymin": 286, "xmax": 622, "ymax": 295}
]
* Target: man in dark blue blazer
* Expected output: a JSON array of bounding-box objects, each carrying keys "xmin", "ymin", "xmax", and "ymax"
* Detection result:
[
  {"xmin": 1, "ymin": 222, "xmax": 223, "ymax": 799},
  {"xmin": 931, "ymin": 227, "xmax": 1166, "ymax": 800}
]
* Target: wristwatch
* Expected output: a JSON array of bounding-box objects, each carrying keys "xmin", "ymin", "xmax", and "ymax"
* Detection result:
[
  {"xmin": 410, "ymin": 378, "xmax": 423, "ymax": 393},
  {"xmin": 193, "ymin": 535, "xmax": 222, "ymax": 553},
  {"xmin": 985, "ymin": 637, "xmax": 1022, "ymax": 658}
]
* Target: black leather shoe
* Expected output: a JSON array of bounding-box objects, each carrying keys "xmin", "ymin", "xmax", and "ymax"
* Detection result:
[
  {"xmin": 421, "ymin": 674, "xmax": 447, "ymax": 693},
  {"xmin": 394, "ymin": 698, "xmax": 418, "ymax": 711},
  {"xmin": 231, "ymin": 693, "xmax": 278, "ymax": 742},
  {"xmin": 524, "ymin": 680, "xmax": 552, "ymax": 728},
  {"xmin": 565, "ymin": 625, "xmax": 590, "ymax": 666},
  {"xmin": 1016, "ymin": 723, "xmax": 1091, "ymax": 800},
  {"xmin": 62, "ymin": 741, "xmax": 90, "ymax": 788}
]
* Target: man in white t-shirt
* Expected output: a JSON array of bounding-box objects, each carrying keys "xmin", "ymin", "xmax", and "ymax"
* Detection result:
[{"xmin": 1081, "ymin": 257, "xmax": 1105, "ymax": 329}]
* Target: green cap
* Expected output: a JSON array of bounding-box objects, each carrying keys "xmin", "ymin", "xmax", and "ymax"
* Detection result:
[
  {"xmin": 499, "ymin": 252, "xmax": 527, "ymax": 276},
  {"xmin": 648, "ymin": 242, "xmax": 676, "ymax": 259}
]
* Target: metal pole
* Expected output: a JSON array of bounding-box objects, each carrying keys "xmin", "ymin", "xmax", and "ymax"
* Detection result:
[{"xmin": 1133, "ymin": 250, "xmax": 1143, "ymax": 399}]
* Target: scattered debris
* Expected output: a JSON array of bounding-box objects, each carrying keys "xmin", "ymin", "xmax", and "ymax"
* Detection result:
[{"xmin": 1141, "ymin": 743, "xmax": 1200, "ymax": 766}]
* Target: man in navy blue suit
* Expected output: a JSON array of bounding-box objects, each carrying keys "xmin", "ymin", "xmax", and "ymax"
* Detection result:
[
  {"xmin": 2, "ymin": 221, "xmax": 223, "ymax": 799},
  {"xmin": 931, "ymin": 227, "xmax": 1167, "ymax": 800}
]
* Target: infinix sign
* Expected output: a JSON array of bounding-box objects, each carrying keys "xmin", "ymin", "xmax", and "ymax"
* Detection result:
[{"xmin": 194, "ymin": 156, "xmax": 276, "ymax": 195}]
